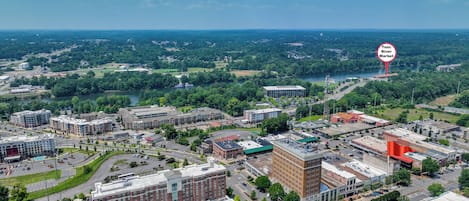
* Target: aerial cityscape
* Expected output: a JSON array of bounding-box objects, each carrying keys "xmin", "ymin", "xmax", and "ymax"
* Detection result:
[{"xmin": 0, "ymin": 0, "xmax": 468, "ymax": 201}]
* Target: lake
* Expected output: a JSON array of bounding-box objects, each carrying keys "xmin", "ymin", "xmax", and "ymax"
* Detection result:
[{"xmin": 300, "ymin": 69, "xmax": 384, "ymax": 82}]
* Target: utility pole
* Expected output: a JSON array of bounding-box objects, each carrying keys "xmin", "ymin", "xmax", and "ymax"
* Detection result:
[
  {"xmin": 44, "ymin": 174, "xmax": 50, "ymax": 201},
  {"xmin": 411, "ymin": 88, "xmax": 415, "ymax": 105},
  {"xmin": 457, "ymin": 81, "xmax": 461, "ymax": 96}
]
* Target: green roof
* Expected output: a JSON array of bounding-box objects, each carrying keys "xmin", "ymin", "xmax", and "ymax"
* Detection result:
[
  {"xmin": 244, "ymin": 145, "xmax": 273, "ymax": 155},
  {"xmin": 298, "ymin": 137, "xmax": 319, "ymax": 143}
]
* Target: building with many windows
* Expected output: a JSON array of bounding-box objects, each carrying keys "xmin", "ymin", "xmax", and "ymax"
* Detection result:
[
  {"xmin": 49, "ymin": 115, "xmax": 113, "ymax": 136},
  {"xmin": 263, "ymin": 85, "xmax": 306, "ymax": 98},
  {"xmin": 91, "ymin": 158, "xmax": 226, "ymax": 201},
  {"xmin": 10, "ymin": 109, "xmax": 52, "ymax": 128},
  {"xmin": 119, "ymin": 106, "xmax": 224, "ymax": 130},
  {"xmin": 271, "ymin": 138, "xmax": 324, "ymax": 200},
  {"xmin": 243, "ymin": 108, "xmax": 282, "ymax": 123},
  {"xmin": 0, "ymin": 134, "xmax": 55, "ymax": 162},
  {"xmin": 321, "ymin": 161, "xmax": 360, "ymax": 197}
]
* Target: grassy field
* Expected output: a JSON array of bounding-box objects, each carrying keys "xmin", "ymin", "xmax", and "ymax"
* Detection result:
[
  {"xmin": 230, "ymin": 70, "xmax": 261, "ymax": 77},
  {"xmin": 235, "ymin": 127, "xmax": 262, "ymax": 134},
  {"xmin": 28, "ymin": 151, "xmax": 125, "ymax": 200},
  {"xmin": 374, "ymin": 108, "xmax": 460, "ymax": 123},
  {"xmin": 0, "ymin": 170, "xmax": 61, "ymax": 186},
  {"xmin": 152, "ymin": 68, "xmax": 179, "ymax": 74},
  {"xmin": 60, "ymin": 147, "xmax": 96, "ymax": 155},
  {"xmin": 429, "ymin": 94, "xmax": 457, "ymax": 107},
  {"xmin": 298, "ymin": 115, "xmax": 322, "ymax": 122},
  {"xmin": 188, "ymin": 67, "xmax": 213, "ymax": 73}
]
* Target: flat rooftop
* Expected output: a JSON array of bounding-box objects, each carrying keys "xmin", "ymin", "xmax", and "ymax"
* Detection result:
[
  {"xmin": 416, "ymin": 120, "xmax": 460, "ymax": 131},
  {"xmin": 11, "ymin": 109, "xmax": 50, "ymax": 115},
  {"xmin": 127, "ymin": 106, "xmax": 176, "ymax": 116},
  {"xmin": 272, "ymin": 138, "xmax": 322, "ymax": 161},
  {"xmin": 0, "ymin": 134, "xmax": 54, "ymax": 143},
  {"xmin": 215, "ymin": 141, "xmax": 243, "ymax": 151},
  {"xmin": 51, "ymin": 115, "xmax": 112, "ymax": 125},
  {"xmin": 342, "ymin": 160, "xmax": 387, "ymax": 179},
  {"xmin": 322, "ymin": 161, "xmax": 356, "ymax": 179},
  {"xmin": 360, "ymin": 115, "xmax": 390, "ymax": 124},
  {"xmin": 318, "ymin": 122, "xmax": 374, "ymax": 136},
  {"xmin": 404, "ymin": 152, "xmax": 427, "ymax": 161},
  {"xmin": 430, "ymin": 191, "xmax": 469, "ymax": 201},
  {"xmin": 351, "ymin": 136, "xmax": 387, "ymax": 154},
  {"xmin": 92, "ymin": 159, "xmax": 225, "ymax": 199},
  {"xmin": 244, "ymin": 108, "xmax": 281, "ymax": 114},
  {"xmin": 293, "ymin": 120, "xmax": 328, "ymax": 129},
  {"xmin": 385, "ymin": 128, "xmax": 455, "ymax": 155},
  {"xmin": 237, "ymin": 140, "xmax": 263, "ymax": 150},
  {"xmin": 245, "ymin": 153, "xmax": 272, "ymax": 176},
  {"xmin": 263, "ymin": 85, "xmax": 305, "ymax": 91}
]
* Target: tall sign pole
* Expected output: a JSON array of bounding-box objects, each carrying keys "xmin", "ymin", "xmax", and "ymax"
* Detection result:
[{"xmin": 376, "ymin": 42, "xmax": 397, "ymax": 76}]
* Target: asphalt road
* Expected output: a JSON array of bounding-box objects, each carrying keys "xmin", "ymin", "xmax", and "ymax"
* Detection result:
[
  {"xmin": 400, "ymin": 166, "xmax": 463, "ymax": 201},
  {"xmin": 36, "ymin": 154, "xmax": 163, "ymax": 201}
]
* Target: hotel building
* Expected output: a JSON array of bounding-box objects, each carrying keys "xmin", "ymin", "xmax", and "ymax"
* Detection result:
[
  {"xmin": 0, "ymin": 134, "xmax": 55, "ymax": 162},
  {"xmin": 91, "ymin": 158, "xmax": 226, "ymax": 201}
]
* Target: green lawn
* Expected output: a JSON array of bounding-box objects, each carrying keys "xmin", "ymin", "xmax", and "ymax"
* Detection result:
[
  {"xmin": 152, "ymin": 69, "xmax": 178, "ymax": 74},
  {"xmin": 235, "ymin": 127, "xmax": 262, "ymax": 133},
  {"xmin": 188, "ymin": 67, "xmax": 213, "ymax": 73},
  {"xmin": 178, "ymin": 106, "xmax": 193, "ymax": 113},
  {"xmin": 0, "ymin": 170, "xmax": 61, "ymax": 186},
  {"xmin": 28, "ymin": 151, "xmax": 125, "ymax": 200},
  {"xmin": 373, "ymin": 108, "xmax": 460, "ymax": 123},
  {"xmin": 298, "ymin": 115, "xmax": 322, "ymax": 122},
  {"xmin": 60, "ymin": 147, "xmax": 96, "ymax": 155}
]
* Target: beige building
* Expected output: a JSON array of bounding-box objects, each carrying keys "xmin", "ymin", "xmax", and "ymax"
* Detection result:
[
  {"xmin": 50, "ymin": 115, "xmax": 113, "ymax": 136},
  {"xmin": 271, "ymin": 138, "xmax": 323, "ymax": 199},
  {"xmin": 10, "ymin": 109, "xmax": 51, "ymax": 128},
  {"xmin": 119, "ymin": 106, "xmax": 224, "ymax": 130}
]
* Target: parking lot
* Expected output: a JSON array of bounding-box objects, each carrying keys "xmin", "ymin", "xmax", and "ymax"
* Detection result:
[
  {"xmin": 226, "ymin": 161, "xmax": 268, "ymax": 201},
  {"xmin": 0, "ymin": 151, "xmax": 89, "ymax": 178}
]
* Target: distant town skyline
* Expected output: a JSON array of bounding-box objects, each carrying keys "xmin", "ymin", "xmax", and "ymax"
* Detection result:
[{"xmin": 0, "ymin": 0, "xmax": 469, "ymax": 30}]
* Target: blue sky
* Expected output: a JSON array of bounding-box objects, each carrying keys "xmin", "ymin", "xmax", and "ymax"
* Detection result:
[{"xmin": 0, "ymin": 0, "xmax": 468, "ymax": 30}]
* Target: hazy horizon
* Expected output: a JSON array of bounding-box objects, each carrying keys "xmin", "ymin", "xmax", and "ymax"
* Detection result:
[{"xmin": 1, "ymin": 0, "xmax": 469, "ymax": 30}]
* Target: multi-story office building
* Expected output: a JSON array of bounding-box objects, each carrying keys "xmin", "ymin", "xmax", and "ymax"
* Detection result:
[
  {"xmin": 91, "ymin": 158, "xmax": 226, "ymax": 201},
  {"xmin": 50, "ymin": 115, "xmax": 113, "ymax": 136},
  {"xmin": 119, "ymin": 106, "xmax": 224, "ymax": 130},
  {"xmin": 10, "ymin": 109, "xmax": 52, "ymax": 128},
  {"xmin": 263, "ymin": 86, "xmax": 306, "ymax": 98},
  {"xmin": 271, "ymin": 138, "xmax": 323, "ymax": 199},
  {"xmin": 243, "ymin": 108, "xmax": 282, "ymax": 123},
  {"xmin": 0, "ymin": 134, "xmax": 55, "ymax": 162}
]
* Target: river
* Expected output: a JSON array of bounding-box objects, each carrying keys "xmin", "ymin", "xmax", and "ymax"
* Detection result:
[
  {"xmin": 22, "ymin": 70, "xmax": 384, "ymax": 105},
  {"xmin": 299, "ymin": 69, "xmax": 384, "ymax": 82}
]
